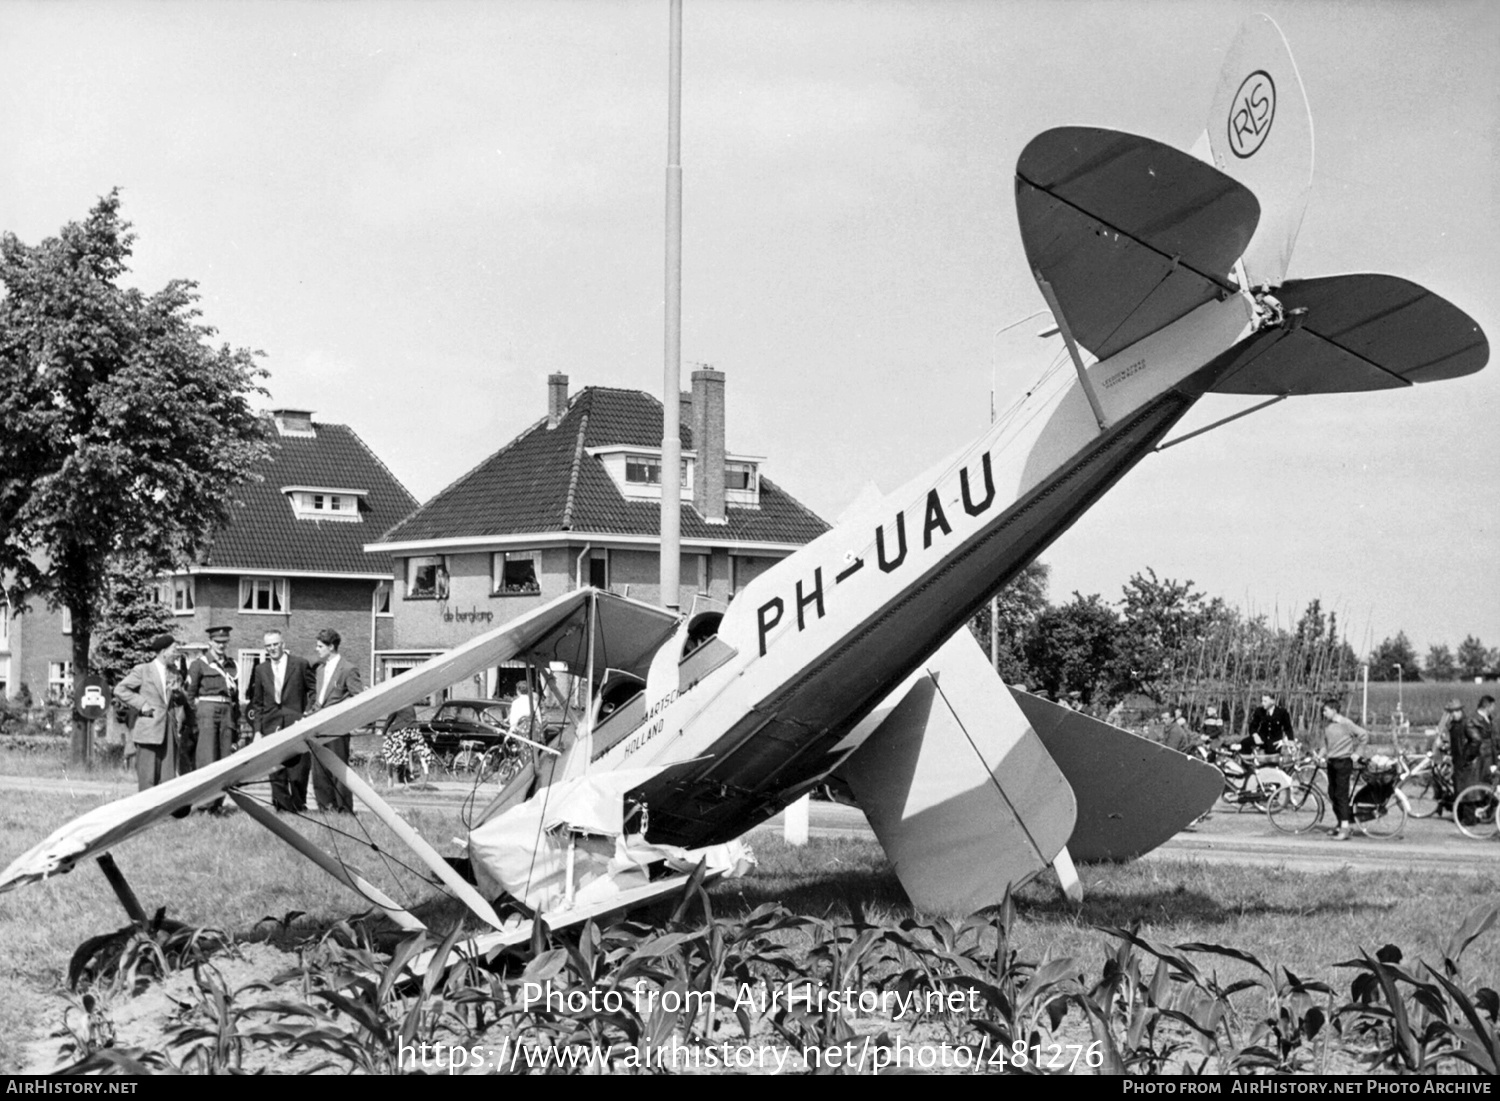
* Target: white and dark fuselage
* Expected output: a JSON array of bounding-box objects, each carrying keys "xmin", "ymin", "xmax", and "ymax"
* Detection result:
[{"xmin": 594, "ymin": 290, "xmax": 1260, "ymax": 847}]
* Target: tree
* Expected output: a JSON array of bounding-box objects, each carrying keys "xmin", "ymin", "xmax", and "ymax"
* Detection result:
[
  {"xmin": 0, "ymin": 192, "xmax": 269, "ymax": 761},
  {"xmin": 1424, "ymin": 643, "xmax": 1457, "ymax": 682},
  {"xmin": 1456, "ymin": 636, "xmax": 1490, "ymax": 680},
  {"xmin": 1023, "ymin": 592, "xmax": 1120, "ymax": 705},
  {"xmin": 1112, "ymin": 569, "xmax": 1218, "ymax": 701},
  {"xmin": 1368, "ymin": 633, "xmax": 1419, "ymax": 681},
  {"xmin": 92, "ymin": 551, "xmax": 176, "ymax": 689},
  {"xmin": 967, "ymin": 561, "xmax": 1049, "ymax": 685}
]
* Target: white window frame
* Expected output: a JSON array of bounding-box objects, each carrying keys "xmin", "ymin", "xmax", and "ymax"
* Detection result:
[
  {"xmin": 0, "ymin": 600, "xmax": 8, "ymax": 646},
  {"xmin": 587, "ymin": 550, "xmax": 610, "ymax": 591},
  {"xmin": 406, "ymin": 556, "xmax": 449, "ymax": 600},
  {"xmin": 47, "ymin": 660, "xmax": 73, "ymax": 706},
  {"xmin": 239, "ymin": 576, "xmax": 289, "ymax": 615},
  {"xmin": 492, "ymin": 550, "xmax": 542, "ymax": 596},
  {"xmin": 172, "ymin": 576, "xmax": 195, "ymax": 615},
  {"xmin": 237, "ymin": 649, "xmax": 266, "ymax": 703},
  {"xmin": 60, "ymin": 607, "xmax": 72, "ymax": 635},
  {"xmin": 288, "ymin": 490, "xmax": 363, "ymax": 522}
]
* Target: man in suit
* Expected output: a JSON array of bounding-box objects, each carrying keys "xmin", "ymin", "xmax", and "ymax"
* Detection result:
[
  {"xmin": 114, "ymin": 633, "xmax": 186, "ymax": 792},
  {"xmin": 1244, "ymin": 692, "xmax": 1293, "ymax": 756},
  {"xmin": 248, "ymin": 629, "xmax": 315, "ymax": 812},
  {"xmin": 308, "ymin": 627, "xmax": 360, "ymax": 813}
]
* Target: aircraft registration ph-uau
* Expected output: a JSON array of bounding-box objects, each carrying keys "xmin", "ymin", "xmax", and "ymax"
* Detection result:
[{"xmin": 1, "ymin": 16, "xmax": 1486, "ymax": 957}]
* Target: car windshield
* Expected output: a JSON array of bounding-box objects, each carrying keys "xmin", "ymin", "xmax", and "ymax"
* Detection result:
[{"xmin": 435, "ymin": 703, "xmax": 506, "ymax": 726}]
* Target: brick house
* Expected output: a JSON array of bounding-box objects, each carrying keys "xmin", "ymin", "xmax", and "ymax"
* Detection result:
[
  {"xmin": 4, "ymin": 410, "xmax": 418, "ymax": 706},
  {"xmin": 0, "ymin": 590, "xmax": 73, "ymax": 707},
  {"xmin": 140, "ymin": 409, "xmax": 417, "ymax": 698},
  {"xmin": 363, "ymin": 371, "xmax": 828, "ymax": 695}
]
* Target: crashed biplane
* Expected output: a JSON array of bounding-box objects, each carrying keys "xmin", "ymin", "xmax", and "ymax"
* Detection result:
[{"xmin": 1, "ymin": 16, "xmax": 1487, "ymax": 952}]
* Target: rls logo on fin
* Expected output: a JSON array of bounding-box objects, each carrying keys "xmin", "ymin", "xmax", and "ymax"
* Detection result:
[{"xmin": 1227, "ymin": 70, "xmax": 1276, "ymax": 158}]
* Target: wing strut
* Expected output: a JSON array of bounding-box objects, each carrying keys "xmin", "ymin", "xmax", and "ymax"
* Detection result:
[
  {"xmin": 1154, "ymin": 394, "xmax": 1286, "ymax": 452},
  {"xmin": 308, "ymin": 741, "xmax": 507, "ymax": 930},
  {"xmin": 1035, "ymin": 273, "xmax": 1110, "ymax": 431},
  {"xmin": 228, "ymin": 791, "xmax": 428, "ymax": 932}
]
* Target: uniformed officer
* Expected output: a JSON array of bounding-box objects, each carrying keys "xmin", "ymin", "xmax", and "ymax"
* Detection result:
[{"xmin": 186, "ymin": 625, "xmax": 240, "ymax": 771}]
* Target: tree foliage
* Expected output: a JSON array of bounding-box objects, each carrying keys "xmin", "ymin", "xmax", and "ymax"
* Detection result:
[
  {"xmin": 1424, "ymin": 644, "xmax": 1457, "ymax": 682},
  {"xmin": 1023, "ymin": 592, "xmax": 1120, "ymax": 704},
  {"xmin": 968, "ymin": 561, "xmax": 1049, "ymax": 685},
  {"xmin": 92, "ymin": 552, "xmax": 176, "ymax": 689},
  {"xmin": 1456, "ymin": 636, "xmax": 1490, "ymax": 680},
  {"xmin": 1368, "ymin": 633, "xmax": 1420, "ymax": 681},
  {"xmin": 0, "ymin": 192, "xmax": 269, "ymax": 751}
]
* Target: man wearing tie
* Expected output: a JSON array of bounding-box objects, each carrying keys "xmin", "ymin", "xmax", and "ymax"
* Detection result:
[
  {"xmin": 309, "ymin": 628, "xmax": 360, "ymax": 813},
  {"xmin": 249, "ymin": 629, "xmax": 315, "ymax": 812},
  {"xmin": 114, "ymin": 633, "xmax": 186, "ymax": 791}
]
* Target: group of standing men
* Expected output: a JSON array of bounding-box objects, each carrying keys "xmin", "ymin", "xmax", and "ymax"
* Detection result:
[
  {"xmin": 113, "ymin": 626, "xmax": 361, "ymax": 814},
  {"xmin": 1440, "ymin": 695, "xmax": 1498, "ymax": 824}
]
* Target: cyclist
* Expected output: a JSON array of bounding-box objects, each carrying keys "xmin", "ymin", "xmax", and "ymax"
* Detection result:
[{"xmin": 1320, "ymin": 699, "xmax": 1369, "ymax": 841}]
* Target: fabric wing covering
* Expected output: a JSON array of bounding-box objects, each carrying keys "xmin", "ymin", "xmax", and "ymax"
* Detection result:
[
  {"xmin": 0, "ymin": 589, "xmax": 681, "ymax": 892},
  {"xmin": 1015, "ymin": 126, "xmax": 1260, "ymax": 362},
  {"xmin": 1209, "ymin": 273, "xmax": 1490, "ymax": 394}
]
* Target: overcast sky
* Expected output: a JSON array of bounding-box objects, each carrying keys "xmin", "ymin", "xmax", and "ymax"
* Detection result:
[{"xmin": 1, "ymin": 0, "xmax": 1494, "ymax": 658}]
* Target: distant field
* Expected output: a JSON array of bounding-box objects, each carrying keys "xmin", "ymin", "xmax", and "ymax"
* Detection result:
[{"xmin": 1347, "ymin": 680, "xmax": 1498, "ymax": 728}]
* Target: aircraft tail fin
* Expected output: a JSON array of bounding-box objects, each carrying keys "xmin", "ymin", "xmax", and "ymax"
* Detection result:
[
  {"xmin": 1193, "ymin": 13, "xmax": 1314, "ymax": 290},
  {"xmin": 835, "ymin": 633, "xmax": 1076, "ymax": 913}
]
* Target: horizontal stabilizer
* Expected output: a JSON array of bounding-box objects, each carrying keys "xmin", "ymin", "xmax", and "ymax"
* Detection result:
[
  {"xmin": 1008, "ymin": 689, "xmax": 1220, "ymax": 861},
  {"xmin": 1016, "ymin": 126, "xmax": 1260, "ymax": 361},
  {"xmin": 837, "ymin": 633, "xmax": 1075, "ymax": 913},
  {"xmin": 1211, "ymin": 274, "xmax": 1489, "ymax": 394}
]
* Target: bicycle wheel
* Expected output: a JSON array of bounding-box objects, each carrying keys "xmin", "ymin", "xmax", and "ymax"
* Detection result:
[
  {"xmin": 1398, "ymin": 769, "xmax": 1441, "ymax": 819},
  {"xmin": 1453, "ymin": 785, "xmax": 1499, "ymax": 840},
  {"xmin": 1354, "ymin": 788, "xmax": 1407, "ymax": 840},
  {"xmin": 449, "ymin": 748, "xmax": 483, "ymax": 777},
  {"xmin": 1268, "ymin": 783, "xmax": 1325, "ymax": 834},
  {"xmin": 483, "ymin": 748, "xmax": 525, "ymax": 786}
]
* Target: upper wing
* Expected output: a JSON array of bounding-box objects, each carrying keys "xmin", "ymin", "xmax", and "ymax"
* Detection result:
[
  {"xmin": 0, "ymin": 589, "xmax": 680, "ymax": 892},
  {"xmin": 1209, "ymin": 274, "xmax": 1489, "ymax": 394},
  {"xmin": 1016, "ymin": 126, "xmax": 1260, "ymax": 361}
]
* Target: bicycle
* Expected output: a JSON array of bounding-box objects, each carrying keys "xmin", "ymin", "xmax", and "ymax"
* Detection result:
[
  {"xmin": 1395, "ymin": 745, "xmax": 1454, "ymax": 820},
  {"xmin": 1269, "ymin": 754, "xmax": 1408, "ymax": 839},
  {"xmin": 1200, "ymin": 744, "xmax": 1293, "ymax": 814},
  {"xmin": 1452, "ymin": 764, "xmax": 1498, "ymax": 841}
]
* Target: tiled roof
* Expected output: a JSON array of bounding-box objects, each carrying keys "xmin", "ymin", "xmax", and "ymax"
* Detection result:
[
  {"xmin": 200, "ymin": 421, "xmax": 419, "ymax": 575},
  {"xmin": 379, "ymin": 387, "xmax": 828, "ymax": 546}
]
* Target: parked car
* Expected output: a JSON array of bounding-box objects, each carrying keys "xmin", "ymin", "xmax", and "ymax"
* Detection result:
[{"xmin": 412, "ymin": 698, "xmax": 511, "ymax": 756}]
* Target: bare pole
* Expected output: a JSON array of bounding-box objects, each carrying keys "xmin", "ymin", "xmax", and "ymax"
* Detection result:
[{"xmin": 659, "ymin": 0, "xmax": 683, "ymax": 612}]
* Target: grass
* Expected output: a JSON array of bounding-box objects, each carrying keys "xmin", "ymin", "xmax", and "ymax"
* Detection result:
[{"xmin": 2, "ymin": 786, "xmax": 1498, "ymax": 1073}]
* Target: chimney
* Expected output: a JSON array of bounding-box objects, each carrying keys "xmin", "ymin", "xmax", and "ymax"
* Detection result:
[
  {"xmin": 691, "ymin": 368, "xmax": 726, "ymax": 523},
  {"xmin": 547, "ymin": 373, "xmax": 569, "ymax": 429}
]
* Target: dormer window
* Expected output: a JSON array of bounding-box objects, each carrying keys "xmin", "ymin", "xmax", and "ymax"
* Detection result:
[{"xmin": 283, "ymin": 485, "xmax": 367, "ymax": 521}]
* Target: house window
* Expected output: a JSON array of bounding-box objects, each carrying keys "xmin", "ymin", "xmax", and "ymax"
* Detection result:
[
  {"xmin": 726, "ymin": 463, "xmax": 757, "ymax": 491},
  {"xmin": 60, "ymin": 607, "xmax": 72, "ymax": 635},
  {"xmin": 46, "ymin": 661, "xmax": 73, "ymax": 706},
  {"xmin": 237, "ymin": 649, "xmax": 266, "ymax": 703},
  {"xmin": 625, "ymin": 455, "xmax": 661, "ymax": 485},
  {"xmin": 696, "ymin": 555, "xmax": 709, "ymax": 595},
  {"xmin": 0, "ymin": 600, "xmax": 8, "ymax": 646},
  {"xmin": 0, "ymin": 655, "xmax": 9, "ymax": 696},
  {"xmin": 374, "ymin": 581, "xmax": 393, "ymax": 617},
  {"xmin": 171, "ymin": 576, "xmax": 194, "ymax": 614},
  {"xmin": 239, "ymin": 577, "xmax": 289, "ymax": 614},
  {"xmin": 287, "ymin": 490, "xmax": 363, "ymax": 521},
  {"xmin": 588, "ymin": 551, "xmax": 609, "ymax": 590},
  {"xmin": 492, "ymin": 551, "xmax": 541, "ymax": 595},
  {"xmin": 407, "ymin": 556, "xmax": 449, "ymax": 600}
]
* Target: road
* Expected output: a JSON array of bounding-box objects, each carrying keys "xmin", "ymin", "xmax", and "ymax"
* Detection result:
[{"xmin": 5, "ymin": 773, "xmax": 1495, "ymax": 878}]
